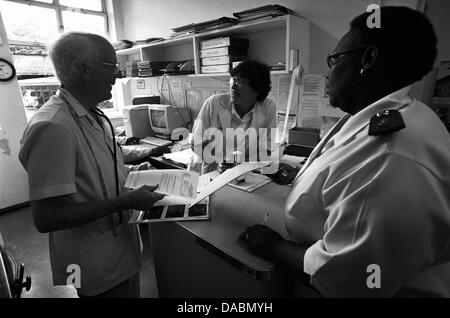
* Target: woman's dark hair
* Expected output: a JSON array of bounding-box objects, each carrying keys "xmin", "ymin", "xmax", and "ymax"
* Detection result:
[
  {"xmin": 230, "ymin": 59, "xmax": 272, "ymax": 101},
  {"xmin": 350, "ymin": 6, "xmax": 437, "ymax": 85}
]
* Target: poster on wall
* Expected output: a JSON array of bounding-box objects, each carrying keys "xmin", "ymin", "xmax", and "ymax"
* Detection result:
[
  {"xmin": 431, "ymin": 61, "xmax": 450, "ymax": 131},
  {"xmin": 297, "ymin": 74, "xmax": 325, "ymax": 128}
]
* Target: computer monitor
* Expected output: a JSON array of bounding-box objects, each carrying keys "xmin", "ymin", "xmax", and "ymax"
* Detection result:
[{"xmin": 148, "ymin": 104, "xmax": 191, "ymax": 138}]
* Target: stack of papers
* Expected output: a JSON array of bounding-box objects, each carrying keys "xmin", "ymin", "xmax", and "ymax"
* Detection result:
[
  {"xmin": 162, "ymin": 148, "xmax": 197, "ymax": 167},
  {"xmin": 125, "ymin": 169, "xmax": 209, "ymax": 223},
  {"xmin": 233, "ymin": 5, "xmax": 293, "ymax": 22},
  {"xmin": 125, "ymin": 162, "xmax": 273, "ymax": 223},
  {"xmin": 170, "ymin": 17, "xmax": 238, "ymax": 38}
]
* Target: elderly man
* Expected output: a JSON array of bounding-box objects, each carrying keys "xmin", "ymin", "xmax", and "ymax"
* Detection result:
[{"xmin": 19, "ymin": 32, "xmax": 164, "ymax": 298}]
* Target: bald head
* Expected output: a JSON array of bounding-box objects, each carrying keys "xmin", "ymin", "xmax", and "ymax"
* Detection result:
[{"xmin": 49, "ymin": 32, "xmax": 114, "ymax": 87}]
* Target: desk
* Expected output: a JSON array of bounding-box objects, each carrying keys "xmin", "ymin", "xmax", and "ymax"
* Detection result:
[
  {"xmin": 148, "ymin": 181, "xmax": 310, "ymax": 297},
  {"xmin": 122, "ymin": 143, "xmax": 188, "ymax": 170},
  {"xmin": 147, "ymin": 156, "xmax": 186, "ymax": 170}
]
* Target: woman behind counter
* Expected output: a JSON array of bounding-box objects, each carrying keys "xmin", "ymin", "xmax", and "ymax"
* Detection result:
[
  {"xmin": 191, "ymin": 59, "xmax": 277, "ymax": 174},
  {"xmin": 240, "ymin": 6, "xmax": 450, "ymax": 297}
]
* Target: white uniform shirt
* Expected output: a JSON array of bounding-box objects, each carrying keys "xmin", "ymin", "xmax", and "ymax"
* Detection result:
[{"xmin": 285, "ymin": 86, "xmax": 450, "ymax": 297}]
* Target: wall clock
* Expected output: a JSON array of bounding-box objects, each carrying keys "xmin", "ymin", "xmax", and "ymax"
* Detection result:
[{"xmin": 0, "ymin": 58, "xmax": 16, "ymax": 82}]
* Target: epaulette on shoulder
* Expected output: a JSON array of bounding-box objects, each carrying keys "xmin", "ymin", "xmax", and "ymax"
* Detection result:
[{"xmin": 368, "ymin": 109, "xmax": 405, "ymax": 136}]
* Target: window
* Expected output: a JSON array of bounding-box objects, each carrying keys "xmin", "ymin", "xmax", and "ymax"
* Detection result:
[
  {"xmin": 0, "ymin": 0, "xmax": 108, "ymax": 77},
  {"xmin": 62, "ymin": 10, "xmax": 106, "ymax": 37},
  {"xmin": 0, "ymin": 0, "xmax": 110, "ymax": 118},
  {"xmin": 60, "ymin": 0, "xmax": 103, "ymax": 11}
]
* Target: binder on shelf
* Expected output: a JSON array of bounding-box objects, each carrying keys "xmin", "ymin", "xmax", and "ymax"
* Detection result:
[
  {"xmin": 200, "ymin": 37, "xmax": 249, "ymax": 50},
  {"xmin": 136, "ymin": 37, "xmax": 164, "ymax": 44},
  {"xmin": 201, "ymin": 64, "xmax": 231, "ymax": 73},
  {"xmin": 233, "ymin": 4, "xmax": 293, "ymax": 19},
  {"xmin": 113, "ymin": 40, "xmax": 133, "ymax": 50},
  {"xmin": 137, "ymin": 61, "xmax": 170, "ymax": 77},
  {"xmin": 201, "ymin": 55, "xmax": 246, "ymax": 66},
  {"xmin": 200, "ymin": 46, "xmax": 248, "ymax": 58},
  {"xmin": 170, "ymin": 17, "xmax": 238, "ymax": 37}
]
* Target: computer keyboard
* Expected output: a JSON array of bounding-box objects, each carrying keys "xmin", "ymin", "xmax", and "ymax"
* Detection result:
[{"xmin": 140, "ymin": 136, "xmax": 172, "ymax": 147}]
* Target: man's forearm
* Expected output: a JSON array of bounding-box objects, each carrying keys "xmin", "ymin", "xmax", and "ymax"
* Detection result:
[{"xmin": 31, "ymin": 195, "xmax": 128, "ymax": 233}]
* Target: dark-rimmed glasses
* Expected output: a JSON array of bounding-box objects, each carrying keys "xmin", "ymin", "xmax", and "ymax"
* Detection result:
[
  {"xmin": 229, "ymin": 77, "xmax": 248, "ymax": 89},
  {"xmin": 327, "ymin": 47, "xmax": 369, "ymax": 68}
]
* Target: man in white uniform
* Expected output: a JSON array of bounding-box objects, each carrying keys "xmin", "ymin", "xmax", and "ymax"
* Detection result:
[{"xmin": 240, "ymin": 7, "xmax": 450, "ymax": 297}]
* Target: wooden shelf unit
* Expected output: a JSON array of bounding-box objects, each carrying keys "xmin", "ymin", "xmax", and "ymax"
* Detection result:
[{"xmin": 116, "ymin": 15, "xmax": 310, "ymax": 77}]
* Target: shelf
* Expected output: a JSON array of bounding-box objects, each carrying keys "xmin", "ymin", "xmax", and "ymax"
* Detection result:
[
  {"xmin": 116, "ymin": 37, "xmax": 195, "ymax": 56},
  {"xmin": 118, "ymin": 69, "xmax": 290, "ymax": 81},
  {"xmin": 194, "ymin": 15, "xmax": 287, "ymax": 39},
  {"xmin": 12, "ymin": 53, "xmax": 47, "ymax": 57},
  {"xmin": 115, "ymin": 46, "xmax": 142, "ymax": 56},
  {"xmin": 115, "ymin": 15, "xmax": 309, "ymax": 76}
]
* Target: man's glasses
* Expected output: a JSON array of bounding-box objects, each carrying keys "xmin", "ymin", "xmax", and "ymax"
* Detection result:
[
  {"xmin": 326, "ymin": 46, "xmax": 369, "ymax": 68},
  {"xmin": 229, "ymin": 77, "xmax": 248, "ymax": 89}
]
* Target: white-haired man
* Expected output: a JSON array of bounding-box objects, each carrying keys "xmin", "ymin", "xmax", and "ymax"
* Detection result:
[{"xmin": 19, "ymin": 32, "xmax": 164, "ymax": 297}]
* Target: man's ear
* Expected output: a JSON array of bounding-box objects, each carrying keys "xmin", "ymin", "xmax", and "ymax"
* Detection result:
[
  {"xmin": 361, "ymin": 45, "xmax": 379, "ymax": 74},
  {"xmin": 77, "ymin": 62, "xmax": 92, "ymax": 81}
]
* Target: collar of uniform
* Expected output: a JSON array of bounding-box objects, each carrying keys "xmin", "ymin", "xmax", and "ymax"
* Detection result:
[
  {"xmin": 57, "ymin": 88, "xmax": 90, "ymax": 118},
  {"xmin": 333, "ymin": 85, "xmax": 412, "ymax": 147},
  {"xmin": 231, "ymin": 101, "xmax": 255, "ymax": 123}
]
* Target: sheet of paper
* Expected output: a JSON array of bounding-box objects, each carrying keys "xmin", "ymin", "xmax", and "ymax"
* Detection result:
[
  {"xmin": 197, "ymin": 174, "xmax": 212, "ymax": 193},
  {"xmin": 155, "ymin": 196, "xmax": 192, "ymax": 206},
  {"xmin": 188, "ymin": 161, "xmax": 271, "ymax": 207},
  {"xmin": 125, "ymin": 169, "xmax": 199, "ymax": 199},
  {"xmin": 277, "ymin": 75, "xmax": 292, "ymax": 111},
  {"xmin": 298, "ymin": 74, "xmax": 326, "ymax": 128},
  {"xmin": 162, "ymin": 148, "xmax": 196, "ymax": 166},
  {"xmin": 275, "ymin": 111, "xmax": 297, "ymax": 144}
]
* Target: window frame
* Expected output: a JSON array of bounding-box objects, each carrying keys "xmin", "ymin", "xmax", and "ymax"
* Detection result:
[
  {"xmin": 1, "ymin": 0, "xmax": 108, "ymax": 35},
  {"xmin": 2, "ymin": 0, "xmax": 124, "ymax": 117}
]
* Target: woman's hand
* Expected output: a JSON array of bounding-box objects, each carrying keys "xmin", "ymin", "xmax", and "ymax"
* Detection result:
[
  {"xmin": 125, "ymin": 136, "xmax": 140, "ymax": 145},
  {"xmin": 239, "ymin": 224, "xmax": 284, "ymax": 261}
]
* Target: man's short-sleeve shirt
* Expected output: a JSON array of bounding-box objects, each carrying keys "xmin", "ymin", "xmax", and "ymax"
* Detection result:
[{"xmin": 19, "ymin": 89, "xmax": 140, "ymax": 296}]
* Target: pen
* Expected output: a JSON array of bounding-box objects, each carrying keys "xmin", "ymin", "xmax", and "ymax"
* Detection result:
[{"xmin": 262, "ymin": 212, "xmax": 269, "ymax": 225}]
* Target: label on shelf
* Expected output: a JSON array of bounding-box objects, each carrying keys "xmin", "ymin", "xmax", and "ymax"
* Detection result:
[
  {"xmin": 201, "ymin": 64, "xmax": 231, "ymax": 73},
  {"xmin": 200, "ymin": 46, "xmax": 248, "ymax": 58},
  {"xmin": 201, "ymin": 55, "xmax": 246, "ymax": 66},
  {"xmin": 200, "ymin": 37, "xmax": 249, "ymax": 50}
]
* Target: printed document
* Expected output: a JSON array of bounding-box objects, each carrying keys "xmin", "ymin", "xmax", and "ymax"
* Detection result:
[{"xmin": 125, "ymin": 169, "xmax": 199, "ymax": 199}]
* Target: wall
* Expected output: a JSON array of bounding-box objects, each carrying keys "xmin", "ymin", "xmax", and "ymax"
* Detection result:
[
  {"xmin": 115, "ymin": 0, "xmax": 387, "ymax": 75},
  {"xmin": 417, "ymin": 0, "xmax": 450, "ymax": 105},
  {"xmin": 112, "ymin": 0, "xmax": 434, "ymax": 131},
  {"xmin": 0, "ymin": 12, "xmax": 29, "ymax": 210}
]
